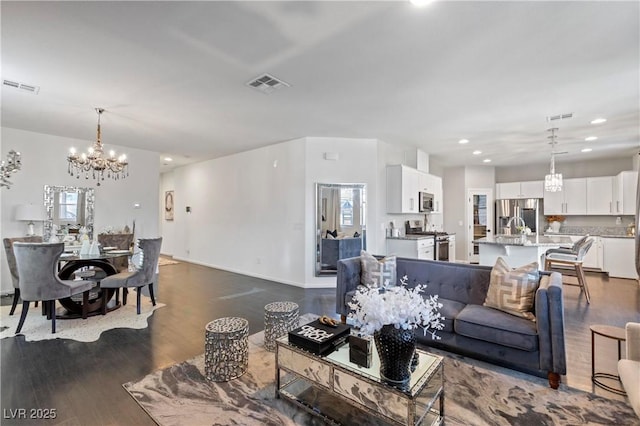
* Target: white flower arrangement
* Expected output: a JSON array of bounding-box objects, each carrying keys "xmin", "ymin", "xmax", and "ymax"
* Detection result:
[{"xmin": 348, "ymin": 275, "xmax": 444, "ymax": 338}]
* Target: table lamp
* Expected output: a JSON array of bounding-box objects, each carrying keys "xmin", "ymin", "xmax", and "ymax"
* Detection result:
[{"xmin": 15, "ymin": 204, "xmax": 45, "ymax": 236}]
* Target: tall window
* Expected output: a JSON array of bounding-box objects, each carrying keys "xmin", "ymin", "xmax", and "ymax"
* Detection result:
[
  {"xmin": 57, "ymin": 192, "xmax": 79, "ymax": 222},
  {"xmin": 340, "ymin": 188, "xmax": 353, "ymax": 226}
]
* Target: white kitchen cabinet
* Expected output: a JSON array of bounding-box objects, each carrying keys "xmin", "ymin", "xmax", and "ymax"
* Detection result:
[
  {"xmin": 496, "ymin": 182, "xmax": 521, "ymax": 199},
  {"xmin": 613, "ymin": 171, "xmax": 638, "ymax": 215},
  {"xmin": 387, "ymin": 165, "xmax": 443, "ymax": 214},
  {"xmin": 586, "ymin": 176, "xmax": 614, "ymax": 215},
  {"xmin": 544, "ymin": 178, "xmax": 587, "ymax": 215},
  {"xmin": 387, "ymin": 165, "xmax": 420, "ymax": 214},
  {"xmin": 602, "ymin": 237, "xmax": 637, "ymax": 279},
  {"xmin": 496, "ymin": 181, "xmax": 543, "ymax": 199},
  {"xmin": 419, "ymin": 173, "xmax": 443, "ymax": 213},
  {"xmin": 386, "ymin": 238, "xmax": 435, "ymax": 260}
]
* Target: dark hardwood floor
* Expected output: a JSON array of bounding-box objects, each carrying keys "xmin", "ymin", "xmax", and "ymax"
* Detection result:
[{"xmin": 1, "ymin": 260, "xmax": 638, "ymax": 425}]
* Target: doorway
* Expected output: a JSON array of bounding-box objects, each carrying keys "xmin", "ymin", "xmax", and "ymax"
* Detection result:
[{"xmin": 467, "ymin": 189, "xmax": 494, "ymax": 263}]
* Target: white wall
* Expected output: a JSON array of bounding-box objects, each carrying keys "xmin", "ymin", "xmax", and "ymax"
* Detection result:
[
  {"xmin": 159, "ymin": 171, "xmax": 177, "ymax": 256},
  {"xmin": 441, "ymin": 166, "xmax": 495, "ymax": 262},
  {"xmin": 168, "ymin": 138, "xmax": 308, "ymax": 286},
  {"xmin": 0, "ymin": 127, "xmax": 160, "ymax": 294},
  {"xmin": 304, "ymin": 137, "xmax": 380, "ymax": 287},
  {"xmin": 443, "ymin": 167, "xmax": 467, "ymax": 260},
  {"xmin": 164, "ymin": 136, "xmax": 394, "ymax": 288},
  {"xmin": 495, "ymin": 156, "xmax": 634, "ymax": 182}
]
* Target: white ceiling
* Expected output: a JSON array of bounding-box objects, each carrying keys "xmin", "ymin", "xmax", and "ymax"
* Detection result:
[{"xmin": 2, "ymin": 1, "xmax": 639, "ymax": 172}]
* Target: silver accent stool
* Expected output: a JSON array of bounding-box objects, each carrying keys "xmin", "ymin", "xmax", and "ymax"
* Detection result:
[
  {"xmin": 204, "ymin": 317, "xmax": 249, "ymax": 382},
  {"xmin": 264, "ymin": 301, "xmax": 299, "ymax": 352}
]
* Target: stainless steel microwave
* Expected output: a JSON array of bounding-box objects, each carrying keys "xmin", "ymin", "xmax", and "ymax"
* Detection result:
[{"xmin": 419, "ymin": 192, "xmax": 434, "ymax": 212}]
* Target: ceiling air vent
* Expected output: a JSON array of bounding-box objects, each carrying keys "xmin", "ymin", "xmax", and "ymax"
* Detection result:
[
  {"xmin": 546, "ymin": 113, "xmax": 573, "ymax": 122},
  {"xmin": 3, "ymin": 79, "xmax": 40, "ymax": 94},
  {"xmin": 246, "ymin": 73, "xmax": 290, "ymax": 94}
]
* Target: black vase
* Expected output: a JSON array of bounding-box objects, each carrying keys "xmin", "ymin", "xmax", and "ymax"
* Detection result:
[{"xmin": 374, "ymin": 325, "xmax": 417, "ymax": 387}]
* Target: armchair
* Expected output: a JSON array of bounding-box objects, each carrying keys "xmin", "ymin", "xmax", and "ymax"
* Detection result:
[{"xmin": 618, "ymin": 322, "xmax": 640, "ymax": 418}]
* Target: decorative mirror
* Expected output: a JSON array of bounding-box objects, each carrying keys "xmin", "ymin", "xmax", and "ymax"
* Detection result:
[
  {"xmin": 43, "ymin": 185, "xmax": 95, "ymax": 241},
  {"xmin": 315, "ymin": 183, "xmax": 366, "ymax": 276}
]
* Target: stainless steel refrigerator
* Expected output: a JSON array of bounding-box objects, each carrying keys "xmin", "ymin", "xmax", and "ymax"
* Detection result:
[{"xmin": 496, "ymin": 199, "xmax": 541, "ymax": 235}]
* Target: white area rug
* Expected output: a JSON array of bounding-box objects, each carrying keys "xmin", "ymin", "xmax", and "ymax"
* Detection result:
[{"xmin": 0, "ymin": 297, "xmax": 164, "ymax": 342}]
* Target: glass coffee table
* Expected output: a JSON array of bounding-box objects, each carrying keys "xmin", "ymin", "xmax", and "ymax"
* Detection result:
[{"xmin": 275, "ymin": 334, "xmax": 444, "ymax": 425}]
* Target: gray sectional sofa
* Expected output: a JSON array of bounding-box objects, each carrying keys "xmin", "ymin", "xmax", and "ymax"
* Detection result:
[{"xmin": 336, "ymin": 256, "xmax": 567, "ymax": 388}]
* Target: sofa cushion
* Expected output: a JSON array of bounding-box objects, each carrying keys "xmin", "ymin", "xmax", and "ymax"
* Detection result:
[
  {"xmin": 432, "ymin": 298, "xmax": 465, "ymax": 333},
  {"xmin": 455, "ymin": 304, "xmax": 539, "ymax": 352},
  {"xmin": 360, "ymin": 250, "xmax": 396, "ymax": 288},
  {"xmin": 397, "ymin": 259, "xmax": 492, "ymax": 305},
  {"xmin": 484, "ymin": 257, "xmax": 539, "ymax": 321}
]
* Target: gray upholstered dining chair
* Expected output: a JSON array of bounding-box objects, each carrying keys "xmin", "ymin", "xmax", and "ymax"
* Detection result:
[
  {"xmin": 97, "ymin": 233, "xmax": 134, "ymax": 273},
  {"xmin": 13, "ymin": 242, "xmax": 94, "ymax": 334},
  {"xmin": 3, "ymin": 236, "xmax": 44, "ymax": 316},
  {"xmin": 99, "ymin": 237, "xmax": 162, "ymax": 315},
  {"xmin": 544, "ymin": 237, "xmax": 594, "ymax": 304}
]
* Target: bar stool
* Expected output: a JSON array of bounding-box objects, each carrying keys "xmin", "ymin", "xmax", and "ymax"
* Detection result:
[
  {"xmin": 204, "ymin": 317, "xmax": 249, "ymax": 381},
  {"xmin": 264, "ymin": 301, "xmax": 299, "ymax": 352},
  {"xmin": 544, "ymin": 238, "xmax": 593, "ymax": 304}
]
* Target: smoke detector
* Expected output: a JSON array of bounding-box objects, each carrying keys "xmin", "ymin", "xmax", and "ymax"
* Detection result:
[
  {"xmin": 2, "ymin": 79, "xmax": 40, "ymax": 94},
  {"xmin": 246, "ymin": 73, "xmax": 290, "ymax": 94}
]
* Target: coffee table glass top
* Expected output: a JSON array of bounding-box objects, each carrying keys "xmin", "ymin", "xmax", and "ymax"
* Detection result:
[{"xmin": 279, "ymin": 333, "xmax": 442, "ymax": 397}]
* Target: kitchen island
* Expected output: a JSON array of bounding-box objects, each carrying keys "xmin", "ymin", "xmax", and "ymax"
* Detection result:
[{"xmin": 473, "ymin": 235, "xmax": 573, "ymax": 268}]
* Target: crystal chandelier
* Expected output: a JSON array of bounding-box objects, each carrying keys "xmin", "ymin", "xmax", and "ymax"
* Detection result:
[
  {"xmin": 67, "ymin": 108, "xmax": 128, "ymax": 186},
  {"xmin": 544, "ymin": 128, "xmax": 563, "ymax": 192},
  {"xmin": 1, "ymin": 150, "xmax": 22, "ymax": 189}
]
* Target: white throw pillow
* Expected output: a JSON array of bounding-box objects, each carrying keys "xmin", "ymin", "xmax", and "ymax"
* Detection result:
[{"xmin": 360, "ymin": 250, "xmax": 397, "ymax": 289}]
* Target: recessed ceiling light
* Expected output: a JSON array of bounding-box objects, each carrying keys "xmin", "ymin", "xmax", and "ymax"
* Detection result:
[
  {"xmin": 483, "ymin": 158, "xmax": 492, "ymax": 163},
  {"xmin": 584, "ymin": 136, "xmax": 598, "ymax": 142},
  {"xmin": 410, "ymin": 0, "xmax": 433, "ymax": 7},
  {"xmin": 581, "ymin": 148, "xmax": 593, "ymax": 153},
  {"xmin": 473, "ymin": 150, "xmax": 482, "ymax": 155},
  {"xmin": 164, "ymin": 157, "xmax": 173, "ymax": 162},
  {"xmin": 458, "ymin": 139, "xmax": 469, "ymax": 144},
  {"xmin": 591, "ymin": 118, "xmax": 607, "ymax": 124}
]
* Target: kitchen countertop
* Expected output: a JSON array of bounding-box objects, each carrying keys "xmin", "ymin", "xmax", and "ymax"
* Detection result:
[
  {"xmin": 545, "ymin": 232, "xmax": 634, "ymax": 239},
  {"xmin": 474, "ymin": 235, "xmax": 573, "ymax": 247},
  {"xmin": 386, "ymin": 235, "xmax": 434, "ymax": 240}
]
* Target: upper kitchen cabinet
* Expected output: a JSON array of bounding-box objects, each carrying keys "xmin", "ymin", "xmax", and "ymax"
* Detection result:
[
  {"xmin": 586, "ymin": 176, "xmax": 614, "ymax": 215},
  {"xmin": 418, "ymin": 172, "xmax": 443, "ymax": 213},
  {"xmin": 387, "ymin": 165, "xmax": 419, "ymax": 214},
  {"xmin": 496, "ymin": 181, "xmax": 543, "ymax": 199},
  {"xmin": 387, "ymin": 165, "xmax": 443, "ymax": 214},
  {"xmin": 544, "ymin": 178, "xmax": 587, "ymax": 215},
  {"xmin": 613, "ymin": 171, "xmax": 638, "ymax": 215}
]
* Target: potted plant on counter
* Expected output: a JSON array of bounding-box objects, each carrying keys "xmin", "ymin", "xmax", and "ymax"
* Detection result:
[{"xmin": 546, "ymin": 215, "xmax": 565, "ymax": 233}]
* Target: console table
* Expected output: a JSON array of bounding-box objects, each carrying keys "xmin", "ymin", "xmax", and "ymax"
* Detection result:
[{"xmin": 275, "ymin": 334, "xmax": 444, "ymax": 425}]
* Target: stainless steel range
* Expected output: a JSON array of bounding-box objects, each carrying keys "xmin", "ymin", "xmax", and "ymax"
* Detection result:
[{"xmin": 405, "ymin": 221, "xmax": 451, "ymax": 262}]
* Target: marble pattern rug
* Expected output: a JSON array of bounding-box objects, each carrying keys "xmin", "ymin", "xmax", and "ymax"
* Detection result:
[
  {"xmin": 0, "ymin": 298, "xmax": 164, "ymax": 342},
  {"xmin": 124, "ymin": 321, "xmax": 638, "ymax": 426}
]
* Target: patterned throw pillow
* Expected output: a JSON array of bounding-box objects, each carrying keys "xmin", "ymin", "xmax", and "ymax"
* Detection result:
[
  {"xmin": 360, "ymin": 250, "xmax": 397, "ymax": 288},
  {"xmin": 483, "ymin": 257, "xmax": 540, "ymax": 321}
]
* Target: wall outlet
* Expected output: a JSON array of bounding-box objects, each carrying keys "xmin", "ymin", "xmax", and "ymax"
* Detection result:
[{"xmin": 256, "ymin": 257, "xmax": 262, "ymax": 264}]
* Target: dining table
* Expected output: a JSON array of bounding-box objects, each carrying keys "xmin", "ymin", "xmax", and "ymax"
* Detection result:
[{"xmin": 56, "ymin": 249, "xmax": 131, "ymax": 319}]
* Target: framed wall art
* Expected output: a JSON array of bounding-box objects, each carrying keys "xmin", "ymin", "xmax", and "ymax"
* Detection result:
[{"xmin": 165, "ymin": 190, "xmax": 174, "ymax": 221}]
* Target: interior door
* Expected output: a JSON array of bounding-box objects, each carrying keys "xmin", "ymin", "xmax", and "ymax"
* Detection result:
[{"xmin": 468, "ymin": 189, "xmax": 494, "ymax": 263}]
